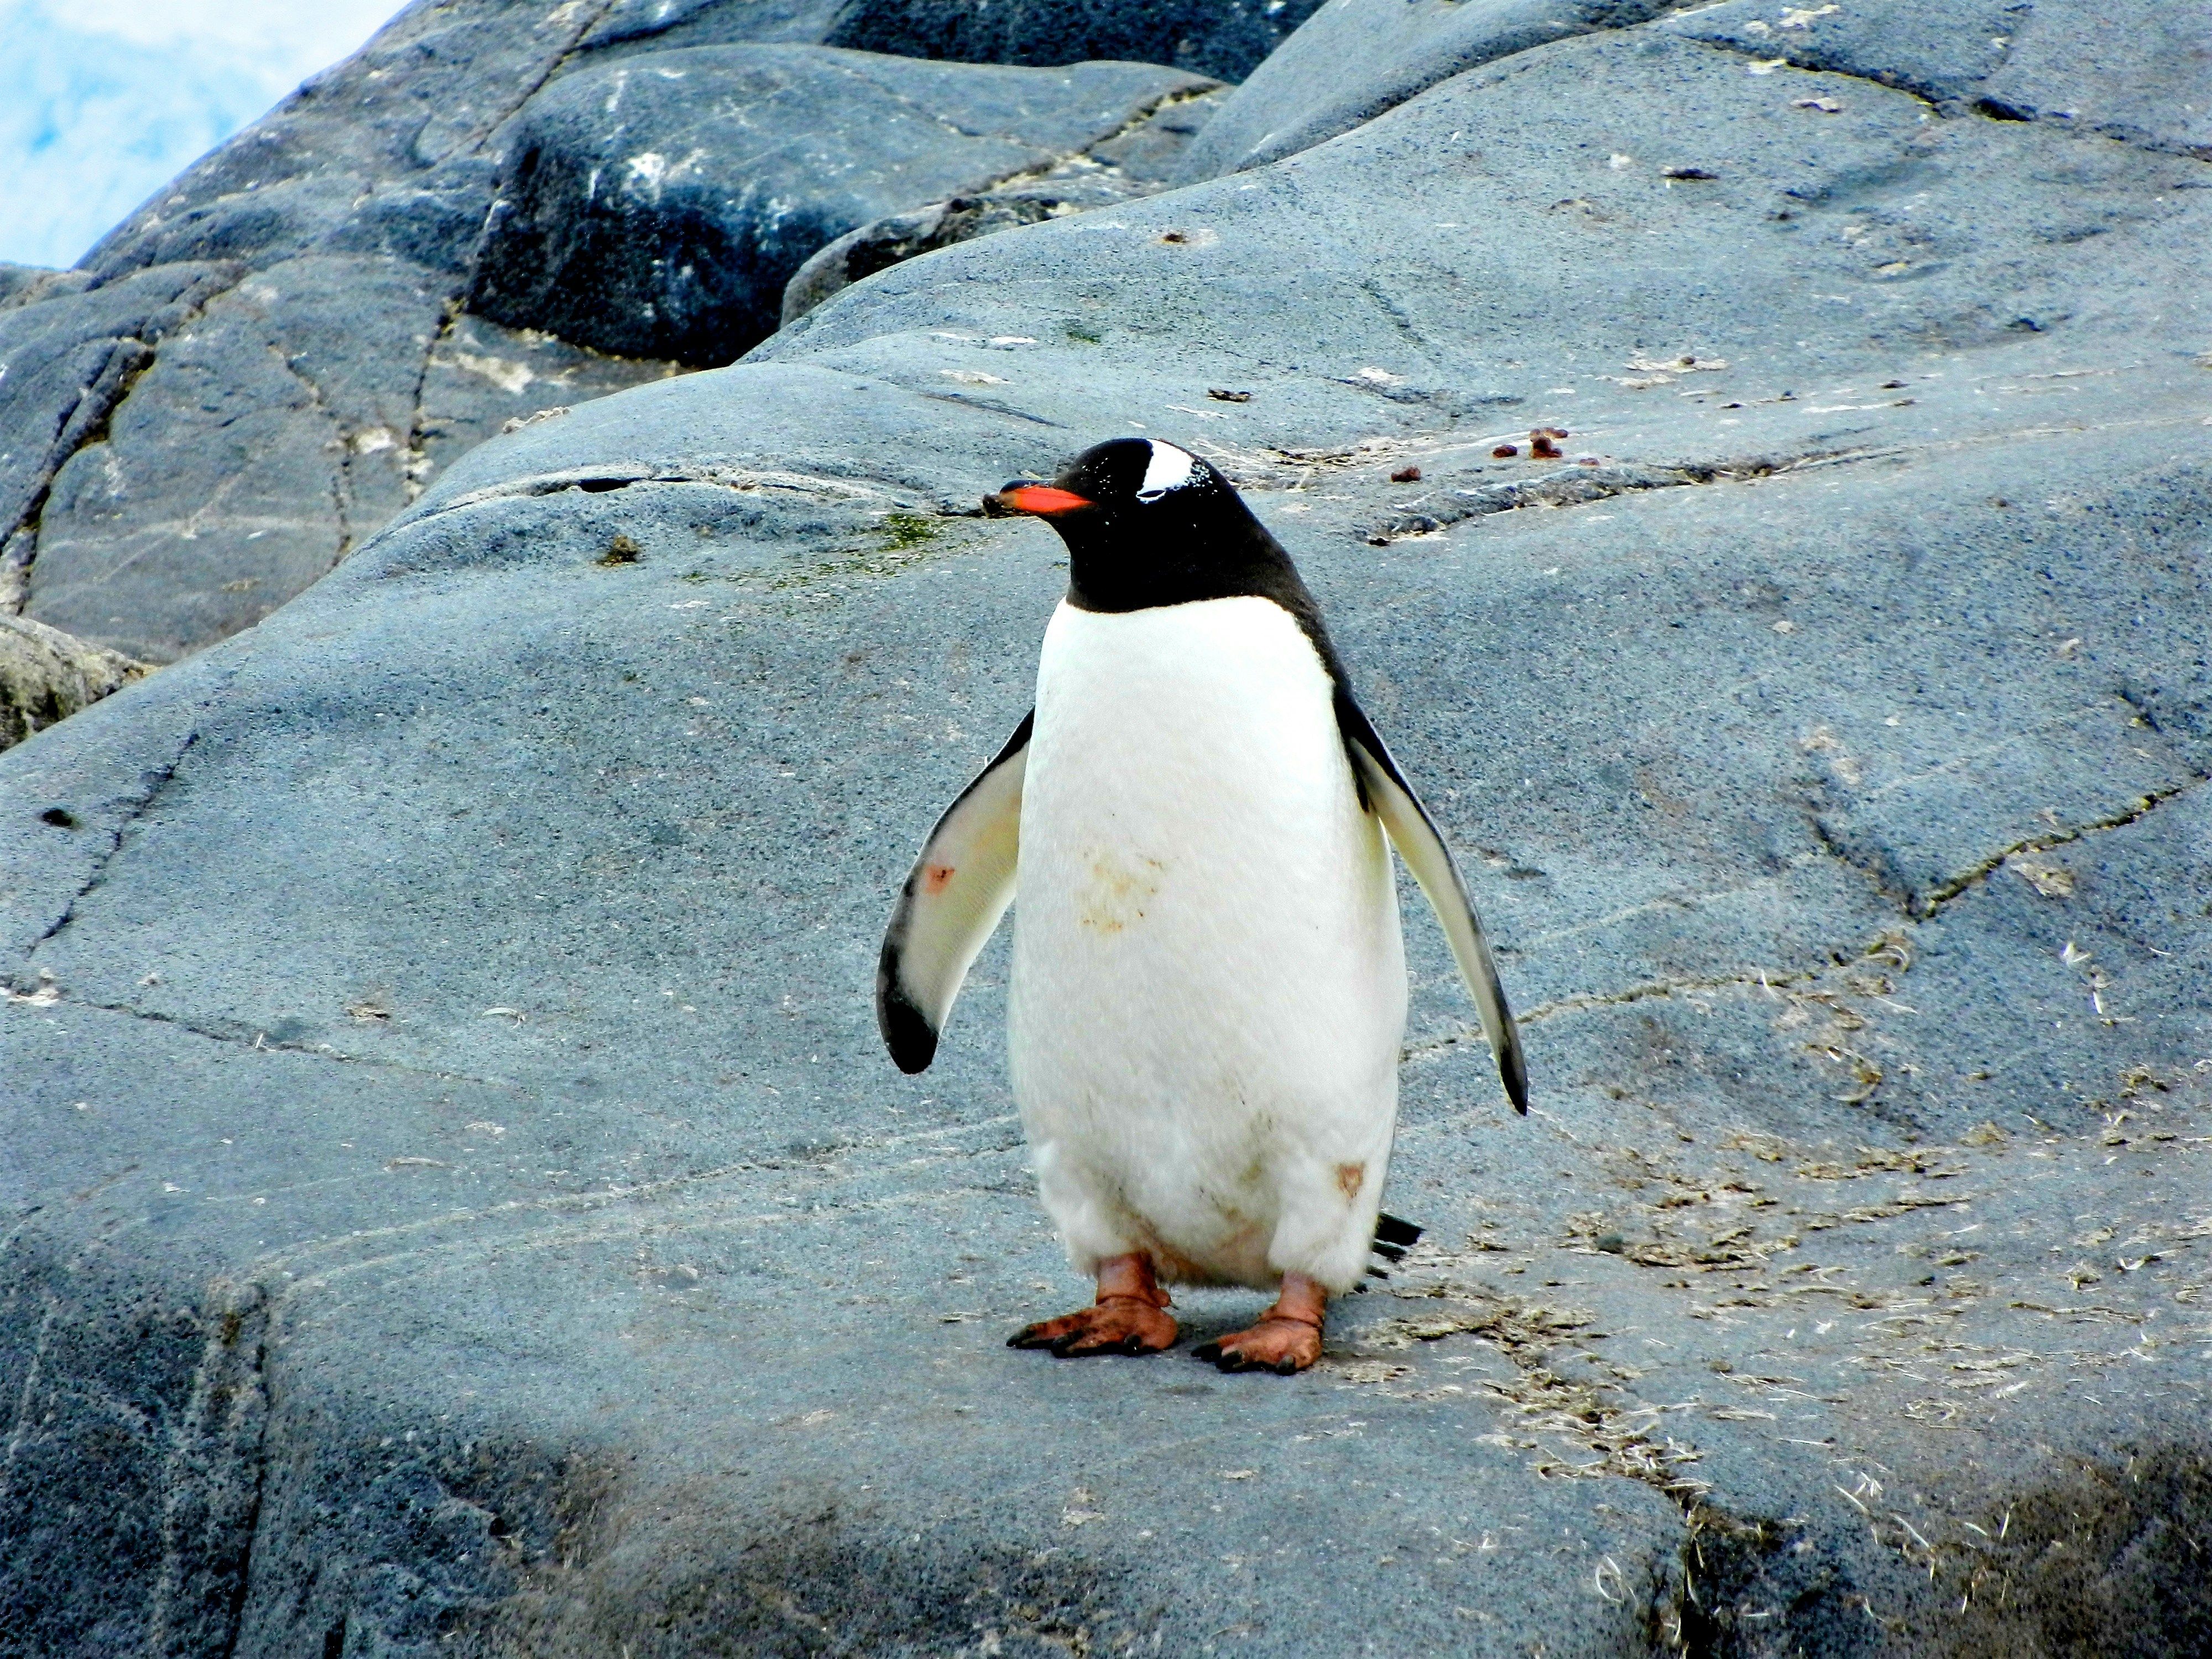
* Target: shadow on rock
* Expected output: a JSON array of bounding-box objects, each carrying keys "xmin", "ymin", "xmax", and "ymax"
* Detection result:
[
  {"xmin": 1647, "ymin": 1446, "xmax": 2212, "ymax": 1658},
  {"xmin": 448, "ymin": 1468, "xmax": 1156, "ymax": 1659}
]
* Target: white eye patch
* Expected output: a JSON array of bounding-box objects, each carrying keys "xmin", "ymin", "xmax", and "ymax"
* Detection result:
[{"xmin": 1135, "ymin": 441, "xmax": 1196, "ymax": 502}]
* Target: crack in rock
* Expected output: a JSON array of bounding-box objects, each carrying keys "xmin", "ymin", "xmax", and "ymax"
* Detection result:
[
  {"xmin": 1911, "ymin": 776, "xmax": 2208, "ymax": 917},
  {"xmin": 20, "ymin": 729, "xmax": 200, "ymax": 958},
  {"xmin": 1347, "ymin": 445, "xmax": 1880, "ymax": 544},
  {"xmin": 2, "ymin": 986, "xmax": 524, "ymax": 1093},
  {"xmin": 403, "ymin": 462, "xmax": 925, "ymax": 527},
  {"xmin": 1, "ymin": 266, "xmax": 248, "ymax": 611},
  {"xmin": 1412, "ymin": 764, "xmax": 2207, "ymax": 1061},
  {"xmin": 1677, "ymin": 30, "xmax": 2212, "ymax": 162}
]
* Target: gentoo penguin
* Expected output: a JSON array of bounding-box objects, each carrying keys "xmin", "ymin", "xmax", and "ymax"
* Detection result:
[{"xmin": 877, "ymin": 437, "xmax": 1525, "ymax": 1374}]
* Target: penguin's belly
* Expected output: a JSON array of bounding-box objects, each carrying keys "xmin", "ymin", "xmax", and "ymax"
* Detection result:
[{"xmin": 1008, "ymin": 596, "xmax": 1406, "ymax": 1292}]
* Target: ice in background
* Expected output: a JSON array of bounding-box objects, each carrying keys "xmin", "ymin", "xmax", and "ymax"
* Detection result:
[{"xmin": 0, "ymin": 0, "xmax": 400, "ymax": 269}]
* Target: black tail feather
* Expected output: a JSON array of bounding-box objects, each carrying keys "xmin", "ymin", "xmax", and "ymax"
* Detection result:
[{"xmin": 1374, "ymin": 1212, "xmax": 1423, "ymax": 1249}]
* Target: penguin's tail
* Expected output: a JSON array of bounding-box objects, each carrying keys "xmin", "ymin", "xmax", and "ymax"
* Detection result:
[{"xmin": 1366, "ymin": 1212, "xmax": 1423, "ymax": 1279}]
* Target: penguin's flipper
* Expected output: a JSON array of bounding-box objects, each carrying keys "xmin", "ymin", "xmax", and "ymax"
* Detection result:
[
  {"xmin": 1337, "ymin": 692, "xmax": 1528, "ymax": 1114},
  {"xmin": 877, "ymin": 711, "xmax": 1032, "ymax": 1073}
]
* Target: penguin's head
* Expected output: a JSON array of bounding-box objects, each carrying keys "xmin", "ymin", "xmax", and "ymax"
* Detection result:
[{"xmin": 986, "ymin": 438, "xmax": 1280, "ymax": 612}]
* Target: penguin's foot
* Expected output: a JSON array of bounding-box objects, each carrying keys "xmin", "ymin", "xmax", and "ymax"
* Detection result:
[
  {"xmin": 1008, "ymin": 1253, "xmax": 1178, "ymax": 1358},
  {"xmin": 1193, "ymin": 1272, "xmax": 1328, "ymax": 1375}
]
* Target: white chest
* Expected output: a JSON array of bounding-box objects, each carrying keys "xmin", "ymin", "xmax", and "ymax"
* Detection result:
[
  {"xmin": 1021, "ymin": 596, "xmax": 1359, "ymax": 911},
  {"xmin": 1009, "ymin": 595, "xmax": 1401, "ymax": 1064}
]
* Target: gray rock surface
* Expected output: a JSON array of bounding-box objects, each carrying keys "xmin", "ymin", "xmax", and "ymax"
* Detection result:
[
  {"xmin": 780, "ymin": 87, "xmax": 1226, "ymax": 324},
  {"xmin": 1176, "ymin": 0, "xmax": 2212, "ymax": 182},
  {"xmin": 0, "ymin": 0, "xmax": 1245, "ymax": 687},
  {"xmin": 4, "ymin": 4, "xmax": 2211, "ymax": 1658},
  {"xmin": 470, "ymin": 47, "xmax": 1212, "ymax": 364},
  {"xmin": 1176, "ymin": 0, "xmax": 1683, "ymax": 181}
]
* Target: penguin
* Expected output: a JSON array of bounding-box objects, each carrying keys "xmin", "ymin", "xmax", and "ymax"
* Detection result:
[{"xmin": 877, "ymin": 437, "xmax": 1525, "ymax": 1374}]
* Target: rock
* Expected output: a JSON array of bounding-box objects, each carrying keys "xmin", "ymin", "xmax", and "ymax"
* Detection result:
[
  {"xmin": 823, "ymin": 0, "xmax": 1328, "ymax": 82},
  {"xmin": 1175, "ymin": 0, "xmax": 2212, "ymax": 182},
  {"xmin": 5, "ymin": 3, "xmax": 2211, "ymax": 1655},
  {"xmin": 0, "ymin": 614, "xmax": 150, "ymax": 750},
  {"xmin": 470, "ymin": 46, "xmax": 1213, "ymax": 365},
  {"xmin": 779, "ymin": 87, "xmax": 1225, "ymax": 324},
  {"xmin": 0, "ymin": 1, "xmax": 1239, "ymax": 676},
  {"xmin": 20, "ymin": 257, "xmax": 445, "ymax": 663},
  {"xmin": 574, "ymin": 0, "xmax": 1326, "ymax": 83},
  {"xmin": 414, "ymin": 313, "xmax": 685, "ymax": 486},
  {"xmin": 1656, "ymin": 0, "xmax": 2212, "ymax": 155},
  {"xmin": 1175, "ymin": 0, "xmax": 1684, "ymax": 181},
  {"xmin": 0, "ymin": 1, "xmax": 669, "ymax": 671},
  {"xmin": 0, "ymin": 263, "xmax": 242, "ymax": 613},
  {"xmin": 0, "ymin": 264, "xmax": 90, "ymax": 311}
]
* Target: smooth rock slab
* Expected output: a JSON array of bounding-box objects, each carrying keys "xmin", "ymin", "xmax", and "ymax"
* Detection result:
[
  {"xmin": 3, "ymin": 2, "xmax": 2210, "ymax": 1655},
  {"xmin": 1173, "ymin": 0, "xmax": 1683, "ymax": 181},
  {"xmin": 470, "ymin": 45, "xmax": 1212, "ymax": 365},
  {"xmin": 1176, "ymin": 0, "xmax": 2212, "ymax": 182}
]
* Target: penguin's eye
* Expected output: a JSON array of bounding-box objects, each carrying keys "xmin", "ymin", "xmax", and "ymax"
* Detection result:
[{"xmin": 1136, "ymin": 487, "xmax": 1168, "ymax": 504}]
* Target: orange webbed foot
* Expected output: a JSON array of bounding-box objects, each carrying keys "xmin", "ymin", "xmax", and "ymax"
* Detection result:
[
  {"xmin": 1008, "ymin": 1298, "xmax": 1178, "ymax": 1357},
  {"xmin": 1192, "ymin": 1272, "xmax": 1328, "ymax": 1375},
  {"xmin": 1008, "ymin": 1252, "xmax": 1178, "ymax": 1358}
]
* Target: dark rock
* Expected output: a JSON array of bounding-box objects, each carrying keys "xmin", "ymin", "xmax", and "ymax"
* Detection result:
[
  {"xmin": 573, "ymin": 0, "xmax": 1325, "ymax": 82},
  {"xmin": 0, "ymin": 263, "xmax": 244, "ymax": 615},
  {"xmin": 414, "ymin": 312, "xmax": 684, "ymax": 486},
  {"xmin": 0, "ymin": 0, "xmax": 1246, "ymax": 681},
  {"xmin": 782, "ymin": 195, "xmax": 1074, "ymax": 327},
  {"xmin": 471, "ymin": 46, "xmax": 1212, "ymax": 364},
  {"xmin": 5, "ymin": 2, "xmax": 2211, "ymax": 1654},
  {"xmin": 0, "ymin": 264, "xmax": 90, "ymax": 311},
  {"xmin": 21, "ymin": 257, "xmax": 446, "ymax": 663},
  {"xmin": 825, "ymin": 0, "xmax": 1328, "ymax": 82}
]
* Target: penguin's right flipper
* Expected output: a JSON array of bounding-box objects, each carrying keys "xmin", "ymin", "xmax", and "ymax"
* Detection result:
[
  {"xmin": 1337, "ymin": 692, "xmax": 1529, "ymax": 1114},
  {"xmin": 876, "ymin": 711, "xmax": 1032, "ymax": 1073}
]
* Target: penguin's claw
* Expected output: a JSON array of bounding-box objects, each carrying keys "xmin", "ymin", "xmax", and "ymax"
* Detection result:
[
  {"xmin": 1006, "ymin": 1298, "xmax": 1178, "ymax": 1358},
  {"xmin": 1194, "ymin": 1315, "xmax": 1323, "ymax": 1375}
]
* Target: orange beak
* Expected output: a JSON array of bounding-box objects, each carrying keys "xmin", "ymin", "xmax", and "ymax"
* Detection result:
[{"xmin": 984, "ymin": 483, "xmax": 1094, "ymax": 517}]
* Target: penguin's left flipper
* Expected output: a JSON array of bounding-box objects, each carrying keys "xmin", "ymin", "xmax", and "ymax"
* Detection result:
[
  {"xmin": 877, "ymin": 712, "xmax": 1032, "ymax": 1073},
  {"xmin": 1337, "ymin": 692, "xmax": 1529, "ymax": 1114}
]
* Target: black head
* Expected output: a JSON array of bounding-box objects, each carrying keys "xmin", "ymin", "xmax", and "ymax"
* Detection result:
[{"xmin": 986, "ymin": 437, "xmax": 1306, "ymax": 617}]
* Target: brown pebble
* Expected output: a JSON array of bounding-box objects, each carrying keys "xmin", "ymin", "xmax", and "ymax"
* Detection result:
[
  {"xmin": 1390, "ymin": 465, "xmax": 1422, "ymax": 483},
  {"xmin": 1206, "ymin": 388, "xmax": 1253, "ymax": 403},
  {"xmin": 1530, "ymin": 434, "xmax": 1563, "ymax": 459},
  {"xmin": 1546, "ymin": 427, "xmax": 1570, "ymax": 439},
  {"xmin": 1493, "ymin": 444, "xmax": 1519, "ymax": 458}
]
